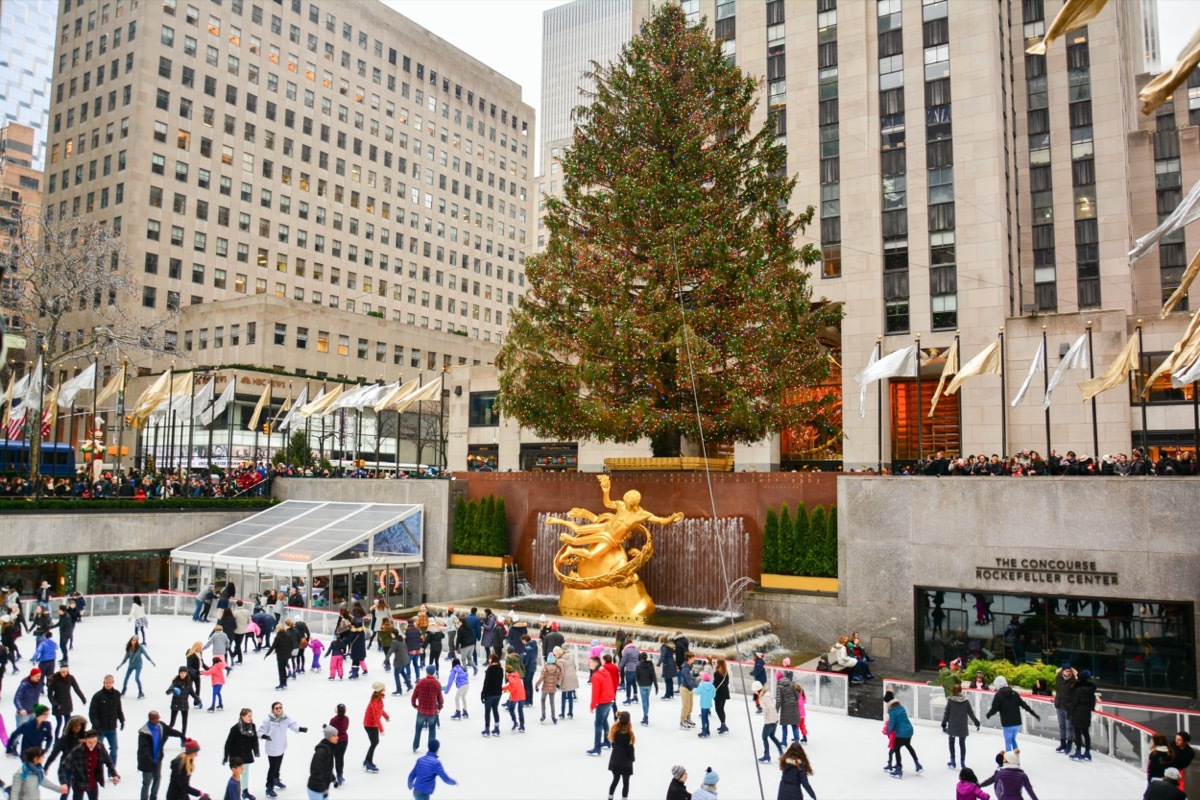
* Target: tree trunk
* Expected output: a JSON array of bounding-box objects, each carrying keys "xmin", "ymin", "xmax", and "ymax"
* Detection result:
[{"xmin": 650, "ymin": 429, "xmax": 682, "ymax": 458}]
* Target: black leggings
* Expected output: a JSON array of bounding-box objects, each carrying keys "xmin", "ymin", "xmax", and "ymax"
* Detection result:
[
  {"xmin": 276, "ymin": 660, "xmax": 289, "ymax": 687},
  {"xmin": 333, "ymin": 739, "xmax": 347, "ymax": 777},
  {"xmin": 364, "ymin": 727, "xmax": 380, "ymax": 764},
  {"xmin": 890, "ymin": 736, "xmax": 919, "ymax": 769},
  {"xmin": 1074, "ymin": 724, "xmax": 1091, "ymax": 753},
  {"xmin": 715, "ymin": 697, "xmax": 727, "ymax": 725},
  {"xmin": 266, "ymin": 754, "xmax": 283, "ymax": 788},
  {"xmin": 608, "ymin": 772, "xmax": 630, "ymax": 799},
  {"xmin": 947, "ymin": 735, "xmax": 966, "ymax": 763},
  {"xmin": 169, "ymin": 706, "xmax": 189, "ymax": 736}
]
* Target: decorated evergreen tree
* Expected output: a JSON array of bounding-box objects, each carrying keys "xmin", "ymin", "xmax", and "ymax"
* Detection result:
[
  {"xmin": 762, "ymin": 507, "xmax": 780, "ymax": 574},
  {"xmin": 496, "ymin": 3, "xmax": 841, "ymax": 456}
]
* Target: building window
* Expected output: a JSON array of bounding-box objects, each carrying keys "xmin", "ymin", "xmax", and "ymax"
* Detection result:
[{"xmin": 469, "ymin": 391, "xmax": 499, "ymax": 426}]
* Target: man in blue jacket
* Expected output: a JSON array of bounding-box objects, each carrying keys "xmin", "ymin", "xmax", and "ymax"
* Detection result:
[
  {"xmin": 33, "ymin": 633, "xmax": 58, "ymax": 688},
  {"xmin": 406, "ymin": 739, "xmax": 456, "ymax": 800},
  {"xmin": 520, "ymin": 636, "xmax": 538, "ymax": 708},
  {"xmin": 678, "ymin": 653, "xmax": 698, "ymax": 729}
]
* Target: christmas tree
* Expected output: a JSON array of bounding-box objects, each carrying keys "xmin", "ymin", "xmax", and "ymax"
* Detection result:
[{"xmin": 498, "ymin": 3, "xmax": 841, "ymax": 456}]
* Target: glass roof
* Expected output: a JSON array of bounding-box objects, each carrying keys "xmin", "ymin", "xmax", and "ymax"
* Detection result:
[{"xmin": 171, "ymin": 500, "xmax": 423, "ymax": 569}]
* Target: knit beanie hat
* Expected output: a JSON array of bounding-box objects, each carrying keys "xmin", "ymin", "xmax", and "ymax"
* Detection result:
[
  {"xmin": 703, "ymin": 768, "xmax": 719, "ymax": 786},
  {"xmin": 184, "ymin": 739, "xmax": 201, "ymax": 755},
  {"xmin": 546, "ymin": 655, "xmax": 556, "ymax": 664},
  {"xmin": 671, "ymin": 765, "xmax": 686, "ymax": 780},
  {"xmin": 322, "ymin": 724, "xmax": 338, "ymax": 739}
]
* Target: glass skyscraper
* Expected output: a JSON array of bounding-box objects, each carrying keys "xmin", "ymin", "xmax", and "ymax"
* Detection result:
[{"xmin": 0, "ymin": 0, "xmax": 58, "ymax": 168}]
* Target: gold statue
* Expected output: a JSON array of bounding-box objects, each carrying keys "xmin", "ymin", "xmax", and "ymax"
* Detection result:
[{"xmin": 548, "ymin": 475, "xmax": 684, "ymax": 622}]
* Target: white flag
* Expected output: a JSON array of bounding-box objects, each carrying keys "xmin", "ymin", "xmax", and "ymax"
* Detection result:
[
  {"xmin": 1010, "ymin": 338, "xmax": 1046, "ymax": 408},
  {"xmin": 391, "ymin": 379, "xmax": 442, "ymax": 415},
  {"xmin": 1130, "ymin": 178, "xmax": 1200, "ymax": 265},
  {"xmin": 277, "ymin": 385, "xmax": 308, "ymax": 432},
  {"xmin": 1044, "ymin": 334, "xmax": 1089, "ymax": 409},
  {"xmin": 854, "ymin": 344, "xmax": 918, "ymax": 387},
  {"xmin": 198, "ymin": 379, "xmax": 235, "ymax": 427},
  {"xmin": 21, "ymin": 357, "xmax": 44, "ymax": 413},
  {"xmin": 189, "ymin": 379, "xmax": 215, "ymax": 420},
  {"xmin": 857, "ymin": 347, "xmax": 880, "ymax": 420},
  {"xmin": 1171, "ymin": 355, "xmax": 1200, "ymax": 388},
  {"xmin": 57, "ymin": 363, "xmax": 96, "ymax": 409}
]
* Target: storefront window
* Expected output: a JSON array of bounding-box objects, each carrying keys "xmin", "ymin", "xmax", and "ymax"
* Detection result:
[
  {"xmin": 467, "ymin": 444, "xmax": 498, "ymax": 471},
  {"xmin": 519, "ymin": 443, "xmax": 578, "ymax": 472},
  {"xmin": 916, "ymin": 587, "xmax": 1195, "ymax": 696},
  {"xmin": 468, "ymin": 391, "xmax": 499, "ymax": 426},
  {"xmin": 90, "ymin": 551, "xmax": 168, "ymax": 594},
  {"xmin": 0, "ymin": 557, "xmax": 73, "ymax": 595}
]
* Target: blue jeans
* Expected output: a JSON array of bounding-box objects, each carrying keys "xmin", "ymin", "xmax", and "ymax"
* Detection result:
[
  {"xmin": 505, "ymin": 700, "xmax": 524, "ymax": 729},
  {"xmin": 593, "ymin": 703, "xmax": 610, "ymax": 751},
  {"xmin": 560, "ymin": 690, "xmax": 575, "ymax": 717},
  {"xmin": 122, "ymin": 663, "xmax": 144, "ymax": 695},
  {"xmin": 393, "ymin": 663, "xmax": 412, "ymax": 693},
  {"xmin": 700, "ymin": 707, "xmax": 711, "ymax": 734},
  {"xmin": 307, "ymin": 789, "xmax": 326, "ymax": 800},
  {"xmin": 624, "ymin": 670, "xmax": 637, "ymax": 702},
  {"xmin": 413, "ymin": 792, "xmax": 431, "ymax": 800},
  {"xmin": 413, "ymin": 714, "xmax": 438, "ymax": 751},
  {"xmin": 99, "ymin": 729, "xmax": 118, "ymax": 766},
  {"xmin": 1056, "ymin": 708, "xmax": 1074, "ymax": 743},
  {"xmin": 639, "ymin": 686, "xmax": 651, "ymax": 720},
  {"xmin": 1002, "ymin": 724, "xmax": 1020, "ymax": 751}
]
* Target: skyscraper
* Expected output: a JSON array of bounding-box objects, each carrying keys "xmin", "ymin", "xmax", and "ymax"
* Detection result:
[{"xmin": 0, "ymin": 0, "xmax": 58, "ymax": 168}]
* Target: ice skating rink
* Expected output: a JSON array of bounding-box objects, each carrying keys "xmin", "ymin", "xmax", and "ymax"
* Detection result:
[{"xmin": 8, "ymin": 615, "xmax": 1149, "ymax": 799}]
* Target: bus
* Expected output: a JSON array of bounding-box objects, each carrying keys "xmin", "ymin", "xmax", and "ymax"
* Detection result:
[{"xmin": 0, "ymin": 441, "xmax": 78, "ymax": 476}]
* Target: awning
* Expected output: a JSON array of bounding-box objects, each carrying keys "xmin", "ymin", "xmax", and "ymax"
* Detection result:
[{"xmin": 170, "ymin": 499, "xmax": 424, "ymax": 574}]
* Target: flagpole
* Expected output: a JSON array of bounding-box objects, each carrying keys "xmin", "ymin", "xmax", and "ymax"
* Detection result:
[
  {"xmin": 375, "ymin": 375, "xmax": 383, "ymax": 475},
  {"xmin": 416, "ymin": 371, "xmax": 424, "ymax": 470},
  {"xmin": 1086, "ymin": 322, "xmax": 1099, "ymax": 459},
  {"xmin": 1136, "ymin": 319, "xmax": 1149, "ymax": 454},
  {"xmin": 1192, "ymin": 314, "xmax": 1199, "ymax": 459},
  {"xmin": 319, "ymin": 381, "xmax": 327, "ymax": 464},
  {"xmin": 187, "ymin": 371, "xmax": 197, "ymax": 477},
  {"xmin": 875, "ymin": 337, "xmax": 883, "ymax": 474},
  {"xmin": 915, "ymin": 333, "xmax": 923, "ymax": 466},
  {"xmin": 1042, "ymin": 326, "xmax": 1051, "ymax": 458},
  {"xmin": 304, "ymin": 378, "xmax": 312, "ymax": 466},
  {"xmin": 116, "ymin": 361, "xmax": 127, "ymax": 476},
  {"xmin": 166, "ymin": 363, "xmax": 176, "ymax": 476},
  {"xmin": 953, "ymin": 330, "xmax": 962, "ymax": 458},
  {"xmin": 440, "ymin": 367, "xmax": 447, "ymax": 472},
  {"xmin": 228, "ymin": 370, "xmax": 237, "ymax": 471},
  {"xmin": 999, "ymin": 327, "xmax": 1008, "ymax": 457},
  {"xmin": 206, "ymin": 371, "xmax": 214, "ymax": 475},
  {"xmin": 395, "ymin": 372, "xmax": 403, "ymax": 476}
]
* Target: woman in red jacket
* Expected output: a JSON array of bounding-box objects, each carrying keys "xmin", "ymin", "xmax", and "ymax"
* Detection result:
[{"xmin": 363, "ymin": 683, "xmax": 390, "ymax": 774}]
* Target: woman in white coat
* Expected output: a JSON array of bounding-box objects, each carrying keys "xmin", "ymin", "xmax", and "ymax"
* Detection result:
[{"xmin": 257, "ymin": 700, "xmax": 306, "ymax": 799}]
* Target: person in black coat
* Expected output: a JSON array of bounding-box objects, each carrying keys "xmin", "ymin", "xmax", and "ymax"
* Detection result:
[
  {"xmin": 223, "ymin": 710, "xmax": 260, "ymax": 800},
  {"xmin": 48, "ymin": 663, "xmax": 87, "ymax": 739},
  {"xmin": 666, "ymin": 765, "xmax": 691, "ymax": 800},
  {"xmin": 58, "ymin": 730, "xmax": 121, "ymax": 794},
  {"xmin": 88, "ymin": 675, "xmax": 126, "ymax": 768},
  {"xmin": 607, "ymin": 711, "xmax": 636, "ymax": 800},
  {"xmin": 673, "ymin": 632, "xmax": 689, "ymax": 691},
  {"xmin": 164, "ymin": 741, "xmax": 205, "ymax": 800},
  {"xmin": 264, "ymin": 627, "xmax": 293, "ymax": 690},
  {"xmin": 777, "ymin": 742, "xmax": 817, "ymax": 800},
  {"xmin": 138, "ymin": 711, "xmax": 186, "ymax": 800},
  {"xmin": 167, "ymin": 666, "xmax": 200, "ymax": 736},
  {"xmin": 1068, "ymin": 670, "xmax": 1098, "ymax": 760},
  {"xmin": 306, "ymin": 727, "xmax": 338, "ymax": 797}
]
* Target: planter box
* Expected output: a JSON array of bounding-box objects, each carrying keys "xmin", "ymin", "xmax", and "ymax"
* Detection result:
[
  {"xmin": 448, "ymin": 554, "xmax": 513, "ymax": 570},
  {"xmin": 759, "ymin": 573, "xmax": 839, "ymax": 593},
  {"xmin": 604, "ymin": 456, "xmax": 735, "ymax": 472}
]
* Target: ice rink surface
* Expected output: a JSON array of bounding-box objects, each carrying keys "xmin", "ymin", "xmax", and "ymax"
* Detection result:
[{"xmin": 4, "ymin": 616, "xmax": 1149, "ymax": 799}]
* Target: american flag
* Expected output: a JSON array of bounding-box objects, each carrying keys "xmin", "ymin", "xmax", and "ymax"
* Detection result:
[{"xmin": 3, "ymin": 406, "xmax": 53, "ymax": 440}]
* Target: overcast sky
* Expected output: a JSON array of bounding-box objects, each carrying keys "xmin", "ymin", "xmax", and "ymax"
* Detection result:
[{"xmin": 385, "ymin": 0, "xmax": 1200, "ymax": 134}]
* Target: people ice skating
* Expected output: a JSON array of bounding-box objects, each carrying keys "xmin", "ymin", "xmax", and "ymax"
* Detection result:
[
  {"xmin": 678, "ymin": 653, "xmax": 698, "ymax": 730},
  {"xmin": 659, "ymin": 637, "xmax": 678, "ymax": 700},
  {"xmin": 48, "ymin": 663, "xmax": 87, "ymax": 740},
  {"xmin": 775, "ymin": 669, "xmax": 800, "ymax": 745},
  {"xmin": 223, "ymin": 758, "xmax": 243, "ymax": 800},
  {"xmin": 6, "ymin": 705, "xmax": 52, "ymax": 758},
  {"xmin": 163, "ymin": 739, "xmax": 203, "ymax": 800},
  {"xmin": 884, "ymin": 693, "xmax": 922, "ymax": 778},
  {"xmin": 58, "ymin": 729, "xmax": 121, "ymax": 798},
  {"xmin": 327, "ymin": 705, "xmax": 349, "ymax": 788},
  {"xmin": 305, "ymin": 726, "xmax": 337, "ymax": 800},
  {"xmin": 587, "ymin": 655, "xmax": 616, "ymax": 756},
  {"xmin": 942, "ymin": 684, "xmax": 981, "ymax": 769},
  {"xmin": 480, "ymin": 653, "xmax": 504, "ymax": 738},
  {"xmin": 166, "ymin": 667, "xmax": 199, "ymax": 737},
  {"xmin": 956, "ymin": 767, "xmax": 990, "ymax": 800},
  {"xmin": 667, "ymin": 765, "xmax": 691, "ymax": 800},
  {"xmin": 693, "ymin": 768, "xmax": 719, "ymax": 800},
  {"xmin": 117, "ymin": 638, "xmax": 156, "ymax": 699},
  {"xmin": 794, "ymin": 679, "xmax": 808, "ymax": 743},
  {"xmin": 257, "ymin": 701, "xmax": 306, "ymax": 799},
  {"xmin": 634, "ymin": 652, "xmax": 657, "ymax": 726},
  {"xmin": 749, "ymin": 654, "xmax": 766, "ymax": 712},
  {"xmin": 199, "ymin": 657, "xmax": 228, "ymax": 712},
  {"xmin": 556, "ymin": 647, "xmax": 579, "ymax": 719},
  {"xmin": 87, "ymin": 675, "xmax": 125, "ymax": 767},
  {"xmin": 184, "ymin": 645, "xmax": 206, "ymax": 708},
  {"xmin": 136, "ymin": 711, "xmax": 184, "ymax": 800},
  {"xmin": 606, "ymin": 711, "xmax": 636, "ymax": 800},
  {"xmin": 128, "ymin": 598, "xmax": 149, "ymax": 645},
  {"xmin": 533, "ymin": 654, "xmax": 559, "ymax": 724},
  {"xmin": 264, "ymin": 629, "xmax": 292, "ymax": 691},
  {"xmin": 981, "ymin": 750, "xmax": 1039, "ymax": 800},
  {"xmin": 14, "ymin": 670, "xmax": 45, "ymax": 732},
  {"xmin": 695, "ymin": 671, "xmax": 715, "ymax": 738},
  {"xmin": 712, "ymin": 659, "xmax": 730, "ymax": 735},
  {"xmin": 9, "ymin": 745, "xmax": 67, "ymax": 800},
  {"xmin": 519, "ymin": 634, "xmax": 537, "ymax": 705},
  {"xmin": 501, "ymin": 664, "xmax": 526, "ymax": 733},
  {"xmin": 406, "ymin": 738, "xmax": 456, "ymax": 799},
  {"xmin": 362, "ymin": 683, "xmax": 389, "ymax": 773},
  {"xmin": 44, "ymin": 715, "xmax": 86, "ymax": 771},
  {"xmin": 618, "ymin": 638, "xmax": 639, "ymax": 706},
  {"xmin": 1053, "ymin": 664, "xmax": 1076, "ymax": 753},
  {"xmin": 753, "ymin": 681, "xmax": 782, "ymax": 763},
  {"xmin": 444, "ymin": 657, "xmax": 470, "ymax": 720},
  {"xmin": 986, "ymin": 676, "xmax": 1040, "ymax": 753},
  {"xmin": 777, "ymin": 742, "xmax": 817, "ymax": 800},
  {"xmin": 412, "ymin": 665, "xmax": 444, "ymax": 752},
  {"xmin": 222, "ymin": 709, "xmax": 259, "ymax": 800}
]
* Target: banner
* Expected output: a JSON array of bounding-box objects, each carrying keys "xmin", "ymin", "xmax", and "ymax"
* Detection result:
[{"xmin": 1010, "ymin": 338, "xmax": 1045, "ymax": 407}]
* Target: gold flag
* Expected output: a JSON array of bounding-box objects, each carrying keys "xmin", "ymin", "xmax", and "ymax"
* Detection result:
[
  {"xmin": 928, "ymin": 338, "xmax": 959, "ymax": 417},
  {"xmin": 1140, "ymin": 27, "xmax": 1200, "ymax": 115},
  {"xmin": 94, "ymin": 364, "xmax": 124, "ymax": 408},
  {"xmin": 372, "ymin": 378, "xmax": 420, "ymax": 412},
  {"xmin": 1079, "ymin": 333, "xmax": 1139, "ymax": 401},
  {"xmin": 1142, "ymin": 313, "xmax": 1200, "ymax": 397},
  {"xmin": 390, "ymin": 379, "xmax": 442, "ymax": 415},
  {"xmin": 247, "ymin": 381, "xmax": 272, "ymax": 430},
  {"xmin": 299, "ymin": 383, "xmax": 343, "ymax": 418},
  {"xmin": 42, "ymin": 384, "xmax": 60, "ymax": 433},
  {"xmin": 1161, "ymin": 248, "xmax": 1200, "ymax": 317},
  {"xmin": 0, "ymin": 373, "xmax": 13, "ymax": 427},
  {"xmin": 1026, "ymin": 0, "xmax": 1108, "ymax": 55},
  {"xmin": 270, "ymin": 392, "xmax": 292, "ymax": 424},
  {"xmin": 944, "ymin": 340, "xmax": 1003, "ymax": 396},
  {"xmin": 130, "ymin": 369, "xmax": 173, "ymax": 425}
]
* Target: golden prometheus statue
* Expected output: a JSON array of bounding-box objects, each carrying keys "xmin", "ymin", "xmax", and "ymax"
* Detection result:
[{"xmin": 547, "ymin": 475, "xmax": 684, "ymax": 621}]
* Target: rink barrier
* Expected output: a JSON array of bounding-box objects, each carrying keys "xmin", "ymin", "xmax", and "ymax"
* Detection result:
[{"xmin": 881, "ymin": 678, "xmax": 1177, "ymax": 771}]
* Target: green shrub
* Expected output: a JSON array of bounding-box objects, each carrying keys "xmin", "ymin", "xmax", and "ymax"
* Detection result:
[
  {"xmin": 809, "ymin": 505, "xmax": 834, "ymax": 578},
  {"xmin": 0, "ymin": 498, "xmax": 276, "ymax": 512},
  {"xmin": 761, "ymin": 501, "xmax": 838, "ymax": 578},
  {"xmin": 762, "ymin": 507, "xmax": 780, "ymax": 574},
  {"xmin": 963, "ymin": 658, "xmax": 1057, "ymax": 690},
  {"xmin": 791, "ymin": 504, "xmax": 810, "ymax": 576},
  {"xmin": 490, "ymin": 496, "xmax": 509, "ymax": 556},
  {"xmin": 452, "ymin": 495, "xmax": 509, "ymax": 557}
]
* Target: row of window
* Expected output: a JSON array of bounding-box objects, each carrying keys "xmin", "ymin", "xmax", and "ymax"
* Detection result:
[{"xmin": 817, "ymin": 0, "xmax": 840, "ymax": 280}]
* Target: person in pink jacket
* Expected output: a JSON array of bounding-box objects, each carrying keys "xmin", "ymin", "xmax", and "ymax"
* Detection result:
[
  {"xmin": 309, "ymin": 637, "xmax": 325, "ymax": 672},
  {"xmin": 956, "ymin": 767, "xmax": 991, "ymax": 800},
  {"xmin": 199, "ymin": 655, "xmax": 228, "ymax": 711},
  {"xmin": 796, "ymin": 683, "xmax": 808, "ymax": 743}
]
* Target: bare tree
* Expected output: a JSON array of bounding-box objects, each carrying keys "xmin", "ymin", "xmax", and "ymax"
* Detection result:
[{"xmin": 1, "ymin": 213, "xmax": 180, "ymax": 486}]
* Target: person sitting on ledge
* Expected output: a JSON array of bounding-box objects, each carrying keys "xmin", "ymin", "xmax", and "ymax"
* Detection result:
[{"xmin": 828, "ymin": 637, "xmax": 871, "ymax": 683}]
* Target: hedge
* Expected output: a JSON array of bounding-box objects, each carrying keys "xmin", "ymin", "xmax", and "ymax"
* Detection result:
[
  {"xmin": 963, "ymin": 658, "xmax": 1058, "ymax": 691},
  {"xmin": 0, "ymin": 498, "xmax": 277, "ymax": 512},
  {"xmin": 761, "ymin": 501, "xmax": 837, "ymax": 578},
  {"xmin": 452, "ymin": 494, "xmax": 509, "ymax": 557}
]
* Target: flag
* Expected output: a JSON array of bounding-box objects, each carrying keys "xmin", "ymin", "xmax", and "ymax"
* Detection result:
[
  {"xmin": 21, "ymin": 357, "xmax": 43, "ymax": 414},
  {"xmin": 186, "ymin": 379, "xmax": 215, "ymax": 421},
  {"xmin": 390, "ymin": 379, "xmax": 441, "ymax": 415},
  {"xmin": 41, "ymin": 384, "xmax": 60, "ymax": 437},
  {"xmin": 150, "ymin": 371, "xmax": 194, "ymax": 419},
  {"xmin": 854, "ymin": 344, "xmax": 918, "ymax": 387},
  {"xmin": 329, "ymin": 383, "xmax": 374, "ymax": 414},
  {"xmin": 1, "ymin": 373, "xmax": 13, "ymax": 429},
  {"xmin": 373, "ymin": 378, "xmax": 420, "ymax": 412},
  {"xmin": 857, "ymin": 347, "xmax": 879, "ymax": 420},
  {"xmin": 277, "ymin": 385, "xmax": 308, "ymax": 432},
  {"xmin": 1079, "ymin": 333, "xmax": 1138, "ymax": 401},
  {"xmin": 944, "ymin": 339, "xmax": 1002, "ymax": 398},
  {"xmin": 1161, "ymin": 248, "xmax": 1200, "ymax": 317},
  {"xmin": 93, "ymin": 365, "xmax": 124, "ymax": 409},
  {"xmin": 1044, "ymin": 334, "xmax": 1089, "ymax": 408},
  {"xmin": 270, "ymin": 391, "xmax": 292, "ymax": 425},
  {"xmin": 299, "ymin": 384, "xmax": 343, "ymax": 418},
  {"xmin": 1139, "ymin": 26, "xmax": 1200, "ymax": 115},
  {"xmin": 198, "ymin": 377, "xmax": 236, "ymax": 427},
  {"xmin": 246, "ymin": 382, "xmax": 272, "ymax": 430},
  {"xmin": 1010, "ymin": 338, "xmax": 1045, "ymax": 407},
  {"xmin": 1142, "ymin": 313, "xmax": 1200, "ymax": 397},
  {"xmin": 4, "ymin": 406, "xmax": 25, "ymax": 439},
  {"xmin": 57, "ymin": 362, "xmax": 96, "ymax": 409},
  {"xmin": 1129, "ymin": 178, "xmax": 1200, "ymax": 264},
  {"xmin": 130, "ymin": 369, "xmax": 173, "ymax": 426},
  {"xmin": 1026, "ymin": 0, "xmax": 1108, "ymax": 55},
  {"xmin": 928, "ymin": 338, "xmax": 960, "ymax": 417}
]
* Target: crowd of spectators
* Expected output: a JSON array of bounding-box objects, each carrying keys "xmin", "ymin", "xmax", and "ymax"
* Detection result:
[{"xmin": 896, "ymin": 447, "xmax": 1196, "ymax": 477}]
